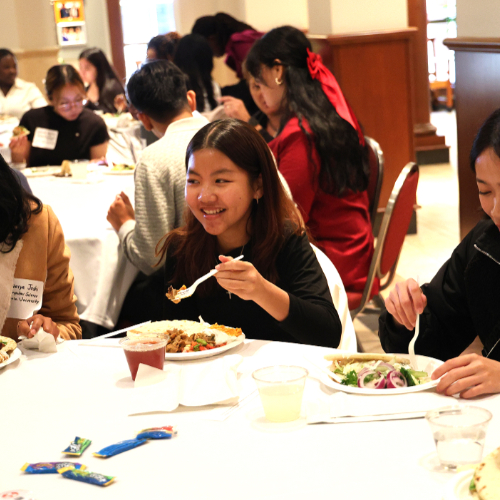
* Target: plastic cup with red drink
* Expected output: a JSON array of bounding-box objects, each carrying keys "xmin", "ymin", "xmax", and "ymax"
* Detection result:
[{"xmin": 119, "ymin": 336, "xmax": 168, "ymax": 380}]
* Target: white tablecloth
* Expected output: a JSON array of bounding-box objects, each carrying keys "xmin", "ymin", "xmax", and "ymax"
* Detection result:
[
  {"xmin": 1, "ymin": 340, "xmax": 499, "ymax": 499},
  {"xmin": 29, "ymin": 174, "xmax": 138, "ymax": 329}
]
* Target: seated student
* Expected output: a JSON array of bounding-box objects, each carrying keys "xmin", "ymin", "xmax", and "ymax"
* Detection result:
[
  {"xmin": 107, "ymin": 60, "xmax": 209, "ymax": 275},
  {"xmin": 0, "ymin": 49, "xmax": 47, "ymax": 119},
  {"xmin": 245, "ymin": 26, "xmax": 376, "ymax": 298},
  {"xmin": 173, "ymin": 34, "xmax": 221, "ymax": 115},
  {"xmin": 158, "ymin": 119, "xmax": 341, "ymax": 347},
  {"xmin": 379, "ymin": 109, "xmax": 500, "ymax": 398},
  {"xmin": 79, "ymin": 47, "xmax": 125, "ymax": 114},
  {"xmin": 146, "ymin": 32, "xmax": 181, "ymax": 61},
  {"xmin": 10, "ymin": 65, "xmax": 109, "ymax": 167},
  {"xmin": 0, "ymin": 154, "xmax": 81, "ymax": 341}
]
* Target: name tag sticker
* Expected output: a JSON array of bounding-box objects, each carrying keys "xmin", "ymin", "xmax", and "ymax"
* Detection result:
[
  {"xmin": 32, "ymin": 127, "xmax": 58, "ymax": 150},
  {"xmin": 7, "ymin": 278, "xmax": 44, "ymax": 319}
]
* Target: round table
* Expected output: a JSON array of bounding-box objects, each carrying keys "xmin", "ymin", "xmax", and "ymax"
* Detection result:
[
  {"xmin": 28, "ymin": 172, "xmax": 138, "ymax": 329},
  {"xmin": 1, "ymin": 340, "xmax": 498, "ymax": 499}
]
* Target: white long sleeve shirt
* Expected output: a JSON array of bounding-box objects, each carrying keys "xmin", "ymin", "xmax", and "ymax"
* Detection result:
[{"xmin": 0, "ymin": 78, "xmax": 47, "ymax": 119}]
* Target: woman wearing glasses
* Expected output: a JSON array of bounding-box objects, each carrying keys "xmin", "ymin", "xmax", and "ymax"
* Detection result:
[{"xmin": 10, "ymin": 65, "xmax": 109, "ymax": 167}]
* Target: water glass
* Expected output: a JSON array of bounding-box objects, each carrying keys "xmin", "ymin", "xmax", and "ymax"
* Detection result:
[
  {"xmin": 70, "ymin": 160, "xmax": 88, "ymax": 180},
  {"xmin": 426, "ymin": 405, "xmax": 492, "ymax": 470},
  {"xmin": 252, "ymin": 365, "xmax": 308, "ymax": 422}
]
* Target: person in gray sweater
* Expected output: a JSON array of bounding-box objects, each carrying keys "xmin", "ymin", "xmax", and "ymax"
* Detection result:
[{"xmin": 107, "ymin": 60, "xmax": 209, "ymax": 275}]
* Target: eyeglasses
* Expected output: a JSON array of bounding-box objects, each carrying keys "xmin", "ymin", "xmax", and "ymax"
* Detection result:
[{"xmin": 57, "ymin": 98, "xmax": 87, "ymax": 111}]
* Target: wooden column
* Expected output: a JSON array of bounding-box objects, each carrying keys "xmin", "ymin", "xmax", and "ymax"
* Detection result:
[
  {"xmin": 309, "ymin": 29, "xmax": 416, "ymax": 210},
  {"xmin": 407, "ymin": 0, "xmax": 449, "ymax": 164},
  {"xmin": 444, "ymin": 37, "xmax": 500, "ymax": 239},
  {"xmin": 105, "ymin": 0, "xmax": 126, "ymax": 82}
]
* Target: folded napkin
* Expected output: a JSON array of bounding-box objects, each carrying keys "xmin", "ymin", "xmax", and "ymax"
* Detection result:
[
  {"xmin": 18, "ymin": 328, "xmax": 62, "ymax": 353},
  {"xmin": 307, "ymin": 390, "xmax": 455, "ymax": 424},
  {"xmin": 128, "ymin": 354, "xmax": 242, "ymax": 415}
]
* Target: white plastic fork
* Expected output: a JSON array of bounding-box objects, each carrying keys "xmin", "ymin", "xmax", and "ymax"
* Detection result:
[
  {"xmin": 408, "ymin": 275, "xmax": 421, "ymax": 370},
  {"xmin": 175, "ymin": 255, "xmax": 244, "ymax": 300}
]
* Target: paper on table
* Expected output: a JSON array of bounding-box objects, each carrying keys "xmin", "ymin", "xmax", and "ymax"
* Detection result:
[
  {"xmin": 18, "ymin": 328, "xmax": 60, "ymax": 353},
  {"xmin": 307, "ymin": 390, "xmax": 454, "ymax": 424},
  {"xmin": 128, "ymin": 354, "xmax": 243, "ymax": 415}
]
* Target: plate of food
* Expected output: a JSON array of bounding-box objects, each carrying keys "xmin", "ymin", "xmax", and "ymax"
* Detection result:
[
  {"xmin": 23, "ymin": 166, "xmax": 61, "ymax": 178},
  {"xmin": 127, "ymin": 320, "xmax": 245, "ymax": 360},
  {"xmin": 443, "ymin": 446, "xmax": 500, "ymax": 499},
  {"xmin": 104, "ymin": 164, "xmax": 135, "ymax": 175},
  {"xmin": 0, "ymin": 335, "xmax": 21, "ymax": 369},
  {"xmin": 322, "ymin": 352, "xmax": 444, "ymax": 395}
]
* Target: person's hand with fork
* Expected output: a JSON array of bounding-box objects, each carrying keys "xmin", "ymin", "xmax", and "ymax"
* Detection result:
[
  {"xmin": 385, "ymin": 278, "xmax": 427, "ymax": 330},
  {"xmin": 215, "ymin": 255, "xmax": 290, "ymax": 321}
]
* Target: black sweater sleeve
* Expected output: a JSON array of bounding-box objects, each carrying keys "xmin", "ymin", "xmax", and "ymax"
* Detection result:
[
  {"xmin": 379, "ymin": 225, "xmax": 479, "ymax": 361},
  {"xmin": 277, "ymin": 233, "xmax": 342, "ymax": 348}
]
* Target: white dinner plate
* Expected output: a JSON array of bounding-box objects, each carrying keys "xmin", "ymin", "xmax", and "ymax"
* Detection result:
[
  {"xmin": 23, "ymin": 166, "xmax": 60, "ymax": 177},
  {"xmin": 323, "ymin": 354, "xmax": 444, "ymax": 395},
  {"xmin": 442, "ymin": 470, "xmax": 474, "ymax": 500},
  {"xmin": 0, "ymin": 348, "xmax": 22, "ymax": 370},
  {"xmin": 164, "ymin": 333, "xmax": 245, "ymax": 361}
]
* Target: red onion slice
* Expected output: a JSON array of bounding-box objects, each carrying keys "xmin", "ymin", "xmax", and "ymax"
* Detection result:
[
  {"xmin": 386, "ymin": 370, "xmax": 408, "ymax": 389},
  {"xmin": 358, "ymin": 370, "xmax": 386, "ymax": 389}
]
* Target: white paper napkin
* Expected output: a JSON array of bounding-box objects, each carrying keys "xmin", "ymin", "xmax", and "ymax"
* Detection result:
[
  {"xmin": 128, "ymin": 354, "xmax": 243, "ymax": 415},
  {"xmin": 18, "ymin": 328, "xmax": 61, "ymax": 353},
  {"xmin": 307, "ymin": 390, "xmax": 455, "ymax": 424}
]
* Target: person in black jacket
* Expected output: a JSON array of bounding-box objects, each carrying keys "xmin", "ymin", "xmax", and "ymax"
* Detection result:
[
  {"xmin": 156, "ymin": 119, "xmax": 341, "ymax": 347},
  {"xmin": 379, "ymin": 108, "xmax": 500, "ymax": 398}
]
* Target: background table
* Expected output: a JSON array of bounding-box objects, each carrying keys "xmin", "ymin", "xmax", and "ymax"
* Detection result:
[
  {"xmin": 1, "ymin": 339, "xmax": 499, "ymax": 499},
  {"xmin": 29, "ymin": 173, "xmax": 138, "ymax": 329}
]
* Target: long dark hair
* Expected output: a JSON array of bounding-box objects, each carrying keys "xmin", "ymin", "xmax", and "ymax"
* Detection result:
[
  {"xmin": 0, "ymin": 154, "xmax": 42, "ymax": 253},
  {"xmin": 245, "ymin": 26, "xmax": 368, "ymax": 197},
  {"xmin": 174, "ymin": 34, "xmax": 217, "ymax": 112},
  {"xmin": 470, "ymin": 108, "xmax": 500, "ymax": 172},
  {"xmin": 156, "ymin": 119, "xmax": 304, "ymax": 295},
  {"xmin": 79, "ymin": 48, "xmax": 124, "ymax": 103},
  {"xmin": 192, "ymin": 13, "xmax": 254, "ymax": 55},
  {"xmin": 45, "ymin": 64, "xmax": 85, "ymax": 100}
]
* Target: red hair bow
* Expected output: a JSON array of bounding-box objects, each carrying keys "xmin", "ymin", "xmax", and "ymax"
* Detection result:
[{"xmin": 306, "ymin": 48, "xmax": 364, "ymax": 145}]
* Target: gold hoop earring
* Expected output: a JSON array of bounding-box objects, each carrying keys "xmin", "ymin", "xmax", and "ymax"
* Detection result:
[{"xmin": 275, "ymin": 77, "xmax": 283, "ymax": 85}]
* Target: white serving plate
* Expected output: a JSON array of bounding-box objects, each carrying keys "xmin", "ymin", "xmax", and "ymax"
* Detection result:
[
  {"xmin": 0, "ymin": 348, "xmax": 22, "ymax": 370},
  {"xmin": 442, "ymin": 470, "xmax": 474, "ymax": 500},
  {"xmin": 23, "ymin": 166, "xmax": 60, "ymax": 178},
  {"xmin": 323, "ymin": 354, "xmax": 444, "ymax": 395},
  {"xmin": 164, "ymin": 333, "xmax": 245, "ymax": 361}
]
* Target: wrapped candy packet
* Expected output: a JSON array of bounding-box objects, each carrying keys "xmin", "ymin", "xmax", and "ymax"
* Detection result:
[
  {"xmin": 58, "ymin": 467, "xmax": 115, "ymax": 487},
  {"xmin": 21, "ymin": 462, "xmax": 86, "ymax": 474},
  {"xmin": 93, "ymin": 438, "xmax": 147, "ymax": 458},
  {"xmin": 136, "ymin": 425, "xmax": 177, "ymax": 440},
  {"xmin": 63, "ymin": 437, "xmax": 91, "ymax": 456}
]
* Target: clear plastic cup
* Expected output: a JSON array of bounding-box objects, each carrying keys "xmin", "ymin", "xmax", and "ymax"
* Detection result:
[
  {"xmin": 70, "ymin": 160, "xmax": 88, "ymax": 180},
  {"xmin": 426, "ymin": 405, "xmax": 492, "ymax": 470},
  {"xmin": 119, "ymin": 336, "xmax": 168, "ymax": 381},
  {"xmin": 252, "ymin": 365, "xmax": 308, "ymax": 422}
]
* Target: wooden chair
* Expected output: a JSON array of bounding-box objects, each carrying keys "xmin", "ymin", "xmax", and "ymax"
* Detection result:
[
  {"xmin": 428, "ymin": 38, "xmax": 453, "ymax": 109},
  {"xmin": 365, "ymin": 136, "xmax": 384, "ymax": 226},
  {"xmin": 349, "ymin": 162, "xmax": 419, "ymax": 319}
]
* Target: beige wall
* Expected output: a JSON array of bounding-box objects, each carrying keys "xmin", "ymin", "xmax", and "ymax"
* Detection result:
[
  {"xmin": 244, "ymin": 0, "xmax": 309, "ymax": 31},
  {"xmin": 456, "ymin": 0, "xmax": 500, "ymax": 37},
  {"xmin": 308, "ymin": 0, "xmax": 408, "ymax": 35}
]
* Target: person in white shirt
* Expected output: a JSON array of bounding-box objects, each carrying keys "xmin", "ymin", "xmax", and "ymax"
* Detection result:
[{"xmin": 0, "ymin": 49, "xmax": 47, "ymax": 119}]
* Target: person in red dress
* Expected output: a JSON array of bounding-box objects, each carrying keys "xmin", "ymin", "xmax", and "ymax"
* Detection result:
[{"xmin": 245, "ymin": 26, "xmax": 377, "ymax": 296}]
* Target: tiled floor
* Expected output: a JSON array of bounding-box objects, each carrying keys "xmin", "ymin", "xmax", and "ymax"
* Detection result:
[{"xmin": 354, "ymin": 110, "xmax": 460, "ymax": 353}]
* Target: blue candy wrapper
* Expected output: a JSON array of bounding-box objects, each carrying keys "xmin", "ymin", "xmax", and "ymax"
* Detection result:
[
  {"xmin": 21, "ymin": 462, "xmax": 86, "ymax": 474},
  {"xmin": 93, "ymin": 438, "xmax": 147, "ymax": 458},
  {"xmin": 58, "ymin": 467, "xmax": 115, "ymax": 486}
]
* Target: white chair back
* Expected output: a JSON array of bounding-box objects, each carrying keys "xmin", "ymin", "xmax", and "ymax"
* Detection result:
[{"xmin": 311, "ymin": 244, "xmax": 357, "ymax": 352}]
